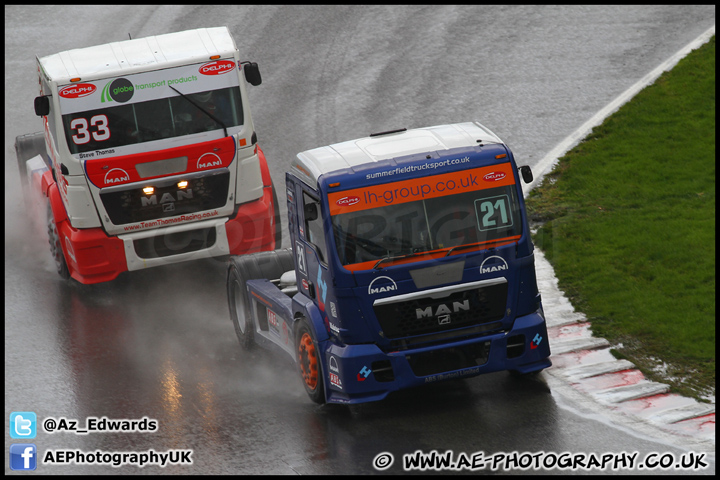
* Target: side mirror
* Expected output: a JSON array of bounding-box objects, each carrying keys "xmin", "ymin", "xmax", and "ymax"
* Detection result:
[
  {"xmin": 519, "ymin": 165, "xmax": 533, "ymax": 184},
  {"xmin": 243, "ymin": 62, "xmax": 262, "ymax": 86},
  {"xmin": 304, "ymin": 202, "xmax": 318, "ymax": 222},
  {"xmin": 34, "ymin": 96, "xmax": 50, "ymax": 116}
]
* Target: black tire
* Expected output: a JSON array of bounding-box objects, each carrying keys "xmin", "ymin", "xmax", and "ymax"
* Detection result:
[
  {"xmin": 47, "ymin": 202, "xmax": 70, "ymax": 280},
  {"xmin": 227, "ymin": 263, "xmax": 254, "ymax": 348},
  {"xmin": 295, "ymin": 317, "xmax": 325, "ymax": 404},
  {"xmin": 272, "ymin": 182, "xmax": 283, "ymax": 249},
  {"xmin": 226, "ymin": 249, "xmax": 294, "ymax": 348},
  {"xmin": 15, "ymin": 132, "xmax": 49, "ymax": 188}
]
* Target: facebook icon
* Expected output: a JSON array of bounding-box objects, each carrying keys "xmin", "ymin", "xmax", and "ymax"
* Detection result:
[{"xmin": 10, "ymin": 444, "xmax": 37, "ymax": 470}]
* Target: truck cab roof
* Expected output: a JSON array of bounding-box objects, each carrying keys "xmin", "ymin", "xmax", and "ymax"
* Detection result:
[
  {"xmin": 37, "ymin": 27, "xmax": 238, "ymax": 84},
  {"xmin": 292, "ymin": 122, "xmax": 505, "ymax": 187}
]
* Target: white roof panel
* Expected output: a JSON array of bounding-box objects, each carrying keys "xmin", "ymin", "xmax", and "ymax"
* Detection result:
[
  {"xmin": 38, "ymin": 27, "xmax": 237, "ymax": 83},
  {"xmin": 291, "ymin": 122, "xmax": 504, "ymax": 186}
]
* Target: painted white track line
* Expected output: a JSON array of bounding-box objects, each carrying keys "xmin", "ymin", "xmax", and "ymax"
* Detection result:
[{"xmin": 528, "ymin": 26, "xmax": 716, "ymax": 450}]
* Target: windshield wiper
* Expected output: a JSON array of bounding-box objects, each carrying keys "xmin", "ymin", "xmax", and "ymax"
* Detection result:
[
  {"xmin": 373, "ymin": 240, "xmax": 510, "ymax": 268},
  {"xmin": 374, "ymin": 242, "xmax": 486, "ymax": 268},
  {"xmin": 374, "ymin": 243, "xmax": 478, "ymax": 268},
  {"xmin": 169, "ymin": 85, "xmax": 228, "ymax": 137},
  {"xmin": 373, "ymin": 251, "xmax": 430, "ymax": 270},
  {"xmin": 444, "ymin": 238, "xmax": 519, "ymax": 257},
  {"xmin": 444, "ymin": 242, "xmax": 486, "ymax": 257}
]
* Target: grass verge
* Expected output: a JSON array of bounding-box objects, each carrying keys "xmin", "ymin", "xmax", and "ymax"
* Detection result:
[{"xmin": 526, "ymin": 37, "xmax": 715, "ymax": 401}]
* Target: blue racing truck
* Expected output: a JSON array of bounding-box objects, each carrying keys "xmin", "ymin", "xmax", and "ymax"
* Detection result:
[{"xmin": 227, "ymin": 122, "xmax": 551, "ymax": 404}]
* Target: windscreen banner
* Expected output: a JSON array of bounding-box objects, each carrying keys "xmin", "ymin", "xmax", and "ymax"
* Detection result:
[
  {"xmin": 328, "ymin": 163, "xmax": 516, "ymax": 216},
  {"xmin": 57, "ymin": 60, "xmax": 240, "ymax": 114}
]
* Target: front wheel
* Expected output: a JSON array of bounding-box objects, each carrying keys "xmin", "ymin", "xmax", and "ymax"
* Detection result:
[{"xmin": 295, "ymin": 317, "xmax": 325, "ymax": 404}]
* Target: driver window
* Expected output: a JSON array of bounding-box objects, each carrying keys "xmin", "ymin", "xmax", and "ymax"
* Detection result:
[{"xmin": 303, "ymin": 192, "xmax": 328, "ymax": 263}]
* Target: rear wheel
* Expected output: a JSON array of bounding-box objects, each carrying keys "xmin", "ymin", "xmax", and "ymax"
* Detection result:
[
  {"xmin": 296, "ymin": 317, "xmax": 325, "ymax": 404},
  {"xmin": 227, "ymin": 263, "xmax": 254, "ymax": 348},
  {"xmin": 47, "ymin": 203, "xmax": 69, "ymax": 280},
  {"xmin": 226, "ymin": 249, "xmax": 294, "ymax": 349}
]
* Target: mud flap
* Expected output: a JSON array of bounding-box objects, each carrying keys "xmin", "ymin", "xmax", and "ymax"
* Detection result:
[{"xmin": 15, "ymin": 132, "xmax": 49, "ymax": 187}]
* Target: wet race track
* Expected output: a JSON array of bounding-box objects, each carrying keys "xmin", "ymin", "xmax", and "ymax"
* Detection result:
[{"xmin": 5, "ymin": 5, "xmax": 716, "ymax": 474}]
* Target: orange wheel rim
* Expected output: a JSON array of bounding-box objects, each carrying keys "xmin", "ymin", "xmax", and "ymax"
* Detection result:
[{"xmin": 298, "ymin": 332, "xmax": 318, "ymax": 389}]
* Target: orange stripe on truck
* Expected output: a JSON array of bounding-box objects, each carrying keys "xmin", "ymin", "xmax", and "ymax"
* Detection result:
[{"xmin": 328, "ymin": 163, "xmax": 516, "ymax": 216}]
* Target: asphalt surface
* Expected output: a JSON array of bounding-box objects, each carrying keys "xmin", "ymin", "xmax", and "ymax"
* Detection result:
[{"xmin": 4, "ymin": 5, "xmax": 716, "ymax": 474}]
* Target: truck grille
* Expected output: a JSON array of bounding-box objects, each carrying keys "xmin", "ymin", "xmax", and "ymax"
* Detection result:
[
  {"xmin": 373, "ymin": 281, "xmax": 507, "ymax": 340},
  {"xmin": 133, "ymin": 227, "xmax": 216, "ymax": 259},
  {"xmin": 100, "ymin": 170, "xmax": 229, "ymax": 225}
]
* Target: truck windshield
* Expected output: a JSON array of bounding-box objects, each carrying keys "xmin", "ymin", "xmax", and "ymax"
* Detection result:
[
  {"xmin": 329, "ymin": 165, "xmax": 523, "ymax": 269},
  {"xmin": 61, "ymin": 87, "xmax": 243, "ymax": 154}
]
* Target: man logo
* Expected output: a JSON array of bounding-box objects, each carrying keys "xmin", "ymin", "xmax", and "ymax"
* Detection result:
[
  {"xmin": 104, "ymin": 168, "xmax": 130, "ymax": 185},
  {"xmin": 197, "ymin": 153, "xmax": 223, "ymax": 169},
  {"xmin": 480, "ymin": 255, "xmax": 508, "ymax": 275},
  {"xmin": 368, "ymin": 276, "xmax": 398, "ymax": 295},
  {"xmin": 416, "ymin": 300, "xmax": 469, "ymax": 319},
  {"xmin": 329, "ymin": 356, "xmax": 339, "ymax": 373},
  {"xmin": 141, "ymin": 189, "xmax": 194, "ymax": 207},
  {"xmin": 328, "ymin": 356, "xmax": 342, "ymax": 389}
]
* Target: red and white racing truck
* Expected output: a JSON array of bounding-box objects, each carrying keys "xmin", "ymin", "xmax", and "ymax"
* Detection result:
[{"xmin": 16, "ymin": 27, "xmax": 280, "ymax": 284}]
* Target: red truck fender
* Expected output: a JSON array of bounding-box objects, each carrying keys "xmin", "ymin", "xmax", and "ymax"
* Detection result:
[
  {"xmin": 257, "ymin": 145, "xmax": 273, "ymax": 187},
  {"xmin": 42, "ymin": 170, "xmax": 69, "ymax": 225}
]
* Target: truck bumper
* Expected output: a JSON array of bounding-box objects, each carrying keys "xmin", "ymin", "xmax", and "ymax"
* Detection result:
[
  {"xmin": 57, "ymin": 188, "xmax": 276, "ymax": 284},
  {"xmin": 320, "ymin": 310, "xmax": 551, "ymax": 404}
]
